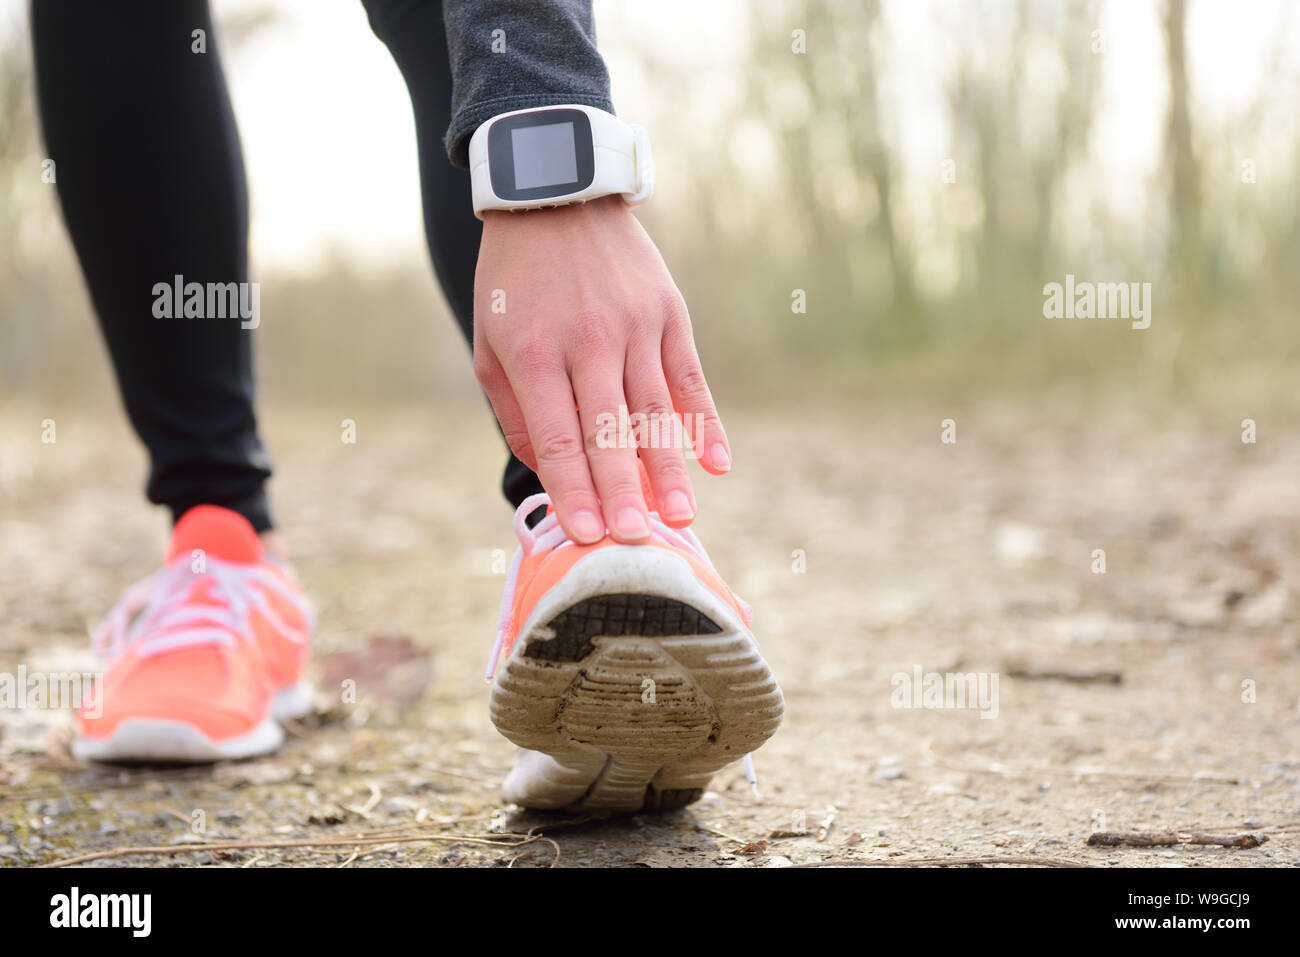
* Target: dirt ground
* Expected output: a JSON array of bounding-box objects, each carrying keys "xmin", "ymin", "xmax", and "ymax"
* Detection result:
[{"xmin": 1, "ymin": 400, "xmax": 1298, "ymax": 867}]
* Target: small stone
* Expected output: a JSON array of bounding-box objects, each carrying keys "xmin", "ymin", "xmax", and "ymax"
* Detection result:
[
  {"xmin": 98, "ymin": 821, "xmax": 119, "ymax": 836},
  {"xmin": 1243, "ymin": 818, "xmax": 1262, "ymax": 828}
]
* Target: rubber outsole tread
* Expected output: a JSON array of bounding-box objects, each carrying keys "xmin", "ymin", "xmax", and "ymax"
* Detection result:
[{"xmin": 526, "ymin": 593, "xmax": 722, "ymax": 663}]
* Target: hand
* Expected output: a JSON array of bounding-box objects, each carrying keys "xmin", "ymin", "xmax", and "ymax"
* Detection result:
[{"xmin": 472, "ymin": 195, "xmax": 731, "ymax": 545}]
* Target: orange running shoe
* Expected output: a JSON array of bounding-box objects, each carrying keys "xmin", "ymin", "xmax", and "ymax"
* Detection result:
[
  {"xmin": 487, "ymin": 467, "xmax": 783, "ymax": 811},
  {"xmin": 74, "ymin": 505, "xmax": 314, "ymax": 762}
]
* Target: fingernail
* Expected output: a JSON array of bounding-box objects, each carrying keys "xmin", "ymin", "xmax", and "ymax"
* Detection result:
[
  {"xmin": 615, "ymin": 508, "xmax": 651, "ymax": 540},
  {"xmin": 710, "ymin": 443, "xmax": 731, "ymax": 472},
  {"xmin": 663, "ymin": 489, "xmax": 694, "ymax": 522},
  {"xmin": 571, "ymin": 510, "xmax": 604, "ymax": 543}
]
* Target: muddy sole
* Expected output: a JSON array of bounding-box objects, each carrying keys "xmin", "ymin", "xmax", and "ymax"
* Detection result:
[{"xmin": 490, "ymin": 545, "xmax": 784, "ymax": 812}]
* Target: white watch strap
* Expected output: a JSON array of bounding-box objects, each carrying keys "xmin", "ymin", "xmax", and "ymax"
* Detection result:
[{"xmin": 469, "ymin": 105, "xmax": 653, "ymax": 218}]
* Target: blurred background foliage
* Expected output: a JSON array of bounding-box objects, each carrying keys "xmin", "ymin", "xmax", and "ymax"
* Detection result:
[{"xmin": 1, "ymin": 0, "xmax": 1298, "ymax": 420}]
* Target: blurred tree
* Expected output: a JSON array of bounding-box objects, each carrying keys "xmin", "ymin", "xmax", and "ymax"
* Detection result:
[
  {"xmin": 3, "ymin": 0, "xmax": 1297, "ymax": 409},
  {"xmin": 1162, "ymin": 0, "xmax": 1203, "ymax": 295}
]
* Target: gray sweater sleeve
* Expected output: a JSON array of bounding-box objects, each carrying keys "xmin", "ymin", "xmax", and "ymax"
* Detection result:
[{"xmin": 442, "ymin": 0, "xmax": 613, "ymax": 169}]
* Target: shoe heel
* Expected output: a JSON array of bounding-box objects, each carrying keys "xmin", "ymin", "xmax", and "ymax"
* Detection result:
[
  {"xmin": 271, "ymin": 679, "xmax": 313, "ymax": 721},
  {"xmin": 492, "ymin": 580, "xmax": 783, "ymax": 811}
]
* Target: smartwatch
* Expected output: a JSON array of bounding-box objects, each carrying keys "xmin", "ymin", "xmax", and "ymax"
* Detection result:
[{"xmin": 468, "ymin": 104, "xmax": 654, "ymax": 219}]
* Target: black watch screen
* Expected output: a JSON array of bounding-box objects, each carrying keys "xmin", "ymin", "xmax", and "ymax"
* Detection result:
[{"xmin": 487, "ymin": 108, "xmax": 596, "ymax": 202}]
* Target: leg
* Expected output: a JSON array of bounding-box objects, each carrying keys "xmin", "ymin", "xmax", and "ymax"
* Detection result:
[
  {"xmin": 31, "ymin": 0, "xmax": 274, "ymax": 531},
  {"xmin": 362, "ymin": 0, "xmax": 544, "ymax": 510}
]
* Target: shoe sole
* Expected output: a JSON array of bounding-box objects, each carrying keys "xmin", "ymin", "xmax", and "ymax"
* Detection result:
[
  {"xmin": 71, "ymin": 680, "xmax": 313, "ymax": 764},
  {"xmin": 490, "ymin": 545, "xmax": 784, "ymax": 812}
]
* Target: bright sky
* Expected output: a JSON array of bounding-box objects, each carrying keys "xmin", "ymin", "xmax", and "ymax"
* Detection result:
[
  {"xmin": 4, "ymin": 0, "xmax": 1295, "ymax": 275},
  {"xmin": 213, "ymin": 0, "xmax": 753, "ymax": 273}
]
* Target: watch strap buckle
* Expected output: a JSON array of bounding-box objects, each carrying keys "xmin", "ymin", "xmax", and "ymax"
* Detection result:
[{"xmin": 625, "ymin": 124, "xmax": 654, "ymax": 206}]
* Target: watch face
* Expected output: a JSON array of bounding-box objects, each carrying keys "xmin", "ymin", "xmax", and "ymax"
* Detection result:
[{"xmin": 487, "ymin": 109, "xmax": 595, "ymax": 202}]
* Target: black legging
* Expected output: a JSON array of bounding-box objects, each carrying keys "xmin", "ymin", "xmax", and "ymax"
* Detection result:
[{"xmin": 30, "ymin": 0, "xmax": 542, "ymax": 532}]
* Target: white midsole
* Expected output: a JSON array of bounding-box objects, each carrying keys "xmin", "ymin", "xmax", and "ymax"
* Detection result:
[
  {"xmin": 74, "ymin": 679, "xmax": 313, "ymax": 763},
  {"xmin": 510, "ymin": 544, "xmax": 746, "ymax": 649},
  {"xmin": 72, "ymin": 714, "xmax": 284, "ymax": 763}
]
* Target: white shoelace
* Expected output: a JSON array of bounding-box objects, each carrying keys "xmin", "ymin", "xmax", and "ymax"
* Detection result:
[
  {"xmin": 91, "ymin": 558, "xmax": 313, "ymax": 662},
  {"xmin": 485, "ymin": 492, "xmax": 759, "ymax": 789}
]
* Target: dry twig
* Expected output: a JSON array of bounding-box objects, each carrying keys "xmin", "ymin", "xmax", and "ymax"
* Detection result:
[
  {"xmin": 798, "ymin": 856, "xmax": 1089, "ymax": 868},
  {"xmin": 1006, "ymin": 665, "xmax": 1122, "ymax": 684},
  {"xmin": 1087, "ymin": 831, "xmax": 1266, "ymax": 849},
  {"xmin": 38, "ymin": 830, "xmax": 561, "ymax": 867}
]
